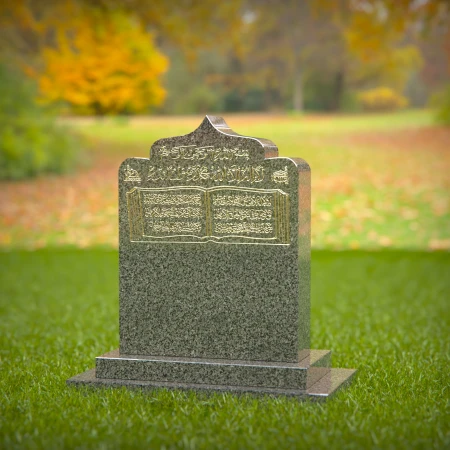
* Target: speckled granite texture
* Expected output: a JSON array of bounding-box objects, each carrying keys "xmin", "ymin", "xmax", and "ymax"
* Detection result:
[
  {"xmin": 67, "ymin": 116, "xmax": 355, "ymax": 400},
  {"xmin": 118, "ymin": 116, "xmax": 309, "ymax": 362},
  {"xmin": 94, "ymin": 349, "xmax": 331, "ymax": 390}
]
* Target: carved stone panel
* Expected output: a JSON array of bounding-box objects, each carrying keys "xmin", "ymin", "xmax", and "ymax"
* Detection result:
[{"xmin": 118, "ymin": 116, "xmax": 311, "ymax": 362}]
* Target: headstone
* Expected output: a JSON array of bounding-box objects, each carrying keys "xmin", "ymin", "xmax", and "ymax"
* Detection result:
[{"xmin": 68, "ymin": 116, "xmax": 355, "ymax": 399}]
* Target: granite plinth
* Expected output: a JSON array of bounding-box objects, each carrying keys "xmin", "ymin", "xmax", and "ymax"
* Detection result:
[
  {"xmin": 67, "ymin": 364, "xmax": 356, "ymax": 401},
  {"xmin": 95, "ymin": 349, "xmax": 330, "ymax": 390}
]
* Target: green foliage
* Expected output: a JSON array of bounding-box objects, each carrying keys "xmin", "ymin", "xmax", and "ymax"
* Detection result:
[
  {"xmin": 429, "ymin": 84, "xmax": 450, "ymax": 126},
  {"xmin": 241, "ymin": 89, "xmax": 266, "ymax": 111},
  {"xmin": 339, "ymin": 91, "xmax": 363, "ymax": 112},
  {"xmin": 161, "ymin": 50, "xmax": 224, "ymax": 114},
  {"xmin": 358, "ymin": 87, "xmax": 409, "ymax": 112},
  {"xmin": 222, "ymin": 88, "xmax": 266, "ymax": 112},
  {"xmin": 303, "ymin": 75, "xmax": 337, "ymax": 111},
  {"xmin": 0, "ymin": 64, "xmax": 81, "ymax": 180},
  {"xmin": 182, "ymin": 85, "xmax": 222, "ymax": 114},
  {"xmin": 0, "ymin": 249, "xmax": 448, "ymax": 449}
]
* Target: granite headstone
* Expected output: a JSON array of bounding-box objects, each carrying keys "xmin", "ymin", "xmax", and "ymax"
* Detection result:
[{"xmin": 68, "ymin": 116, "xmax": 356, "ymax": 399}]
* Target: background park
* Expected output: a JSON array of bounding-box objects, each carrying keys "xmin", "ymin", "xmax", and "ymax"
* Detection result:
[{"xmin": 0, "ymin": 1, "xmax": 449, "ymax": 449}]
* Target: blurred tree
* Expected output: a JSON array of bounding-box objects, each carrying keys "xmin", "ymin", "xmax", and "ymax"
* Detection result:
[
  {"xmin": 415, "ymin": 2, "xmax": 450, "ymax": 105},
  {"xmin": 0, "ymin": 0, "xmax": 245, "ymax": 63},
  {"xmin": 161, "ymin": 49, "xmax": 226, "ymax": 114},
  {"xmin": 33, "ymin": 7, "xmax": 168, "ymax": 115},
  {"xmin": 114, "ymin": 0, "xmax": 246, "ymax": 63},
  {"xmin": 0, "ymin": 63, "xmax": 81, "ymax": 179},
  {"xmin": 234, "ymin": 0, "xmax": 429, "ymax": 112},
  {"xmin": 1, "ymin": 2, "xmax": 168, "ymax": 115},
  {"xmin": 429, "ymin": 83, "xmax": 450, "ymax": 125},
  {"xmin": 325, "ymin": 0, "xmax": 449, "ymax": 106},
  {"xmin": 209, "ymin": 0, "xmax": 448, "ymax": 112},
  {"xmin": 233, "ymin": 0, "xmax": 326, "ymax": 111},
  {"xmin": 1, "ymin": 0, "xmax": 447, "ymax": 114},
  {"xmin": 358, "ymin": 86, "xmax": 408, "ymax": 111},
  {"xmin": 0, "ymin": 0, "xmax": 244, "ymax": 114}
]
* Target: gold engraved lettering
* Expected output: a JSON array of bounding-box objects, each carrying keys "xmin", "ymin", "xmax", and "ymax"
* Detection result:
[
  {"xmin": 124, "ymin": 165, "xmax": 141, "ymax": 182},
  {"xmin": 209, "ymin": 166, "xmax": 227, "ymax": 182},
  {"xmin": 147, "ymin": 166, "xmax": 164, "ymax": 182},
  {"xmin": 166, "ymin": 166, "xmax": 183, "ymax": 181},
  {"xmin": 212, "ymin": 194, "xmax": 272, "ymax": 207},
  {"xmin": 227, "ymin": 166, "xmax": 237, "ymax": 183},
  {"xmin": 252, "ymin": 165, "xmax": 265, "ymax": 182},
  {"xmin": 213, "ymin": 208, "xmax": 272, "ymax": 221},
  {"xmin": 152, "ymin": 221, "xmax": 202, "ymax": 234},
  {"xmin": 214, "ymin": 222, "xmax": 273, "ymax": 234},
  {"xmin": 147, "ymin": 164, "xmax": 264, "ymax": 184},
  {"xmin": 158, "ymin": 146, "xmax": 172, "ymax": 159},
  {"xmin": 127, "ymin": 186, "xmax": 290, "ymax": 245},
  {"xmin": 145, "ymin": 206, "xmax": 203, "ymax": 219},
  {"xmin": 157, "ymin": 145, "xmax": 249, "ymax": 162},
  {"xmin": 272, "ymin": 166, "xmax": 289, "ymax": 185},
  {"xmin": 143, "ymin": 193, "xmax": 202, "ymax": 206}
]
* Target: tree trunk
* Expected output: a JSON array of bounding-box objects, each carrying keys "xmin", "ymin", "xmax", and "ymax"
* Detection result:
[
  {"xmin": 331, "ymin": 71, "xmax": 344, "ymax": 111},
  {"xmin": 293, "ymin": 63, "xmax": 303, "ymax": 112}
]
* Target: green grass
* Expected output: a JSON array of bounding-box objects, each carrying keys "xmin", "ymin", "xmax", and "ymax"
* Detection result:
[
  {"xmin": 65, "ymin": 109, "xmax": 432, "ymax": 147},
  {"xmin": 1, "ymin": 248, "xmax": 448, "ymax": 449}
]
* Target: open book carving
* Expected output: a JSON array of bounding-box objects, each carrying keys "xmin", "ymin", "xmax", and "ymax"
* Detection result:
[{"xmin": 127, "ymin": 186, "xmax": 290, "ymax": 245}]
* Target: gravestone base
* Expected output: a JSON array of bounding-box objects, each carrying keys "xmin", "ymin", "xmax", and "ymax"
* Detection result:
[{"xmin": 67, "ymin": 349, "xmax": 356, "ymax": 401}]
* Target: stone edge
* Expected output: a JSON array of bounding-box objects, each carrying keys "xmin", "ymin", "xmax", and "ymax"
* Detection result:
[
  {"xmin": 67, "ymin": 367, "xmax": 356, "ymax": 402},
  {"xmin": 94, "ymin": 349, "xmax": 332, "ymax": 390},
  {"xmin": 98, "ymin": 348, "xmax": 331, "ymax": 368}
]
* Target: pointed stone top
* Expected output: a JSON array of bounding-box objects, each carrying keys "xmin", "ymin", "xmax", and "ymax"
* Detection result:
[{"xmin": 150, "ymin": 115, "xmax": 278, "ymax": 160}]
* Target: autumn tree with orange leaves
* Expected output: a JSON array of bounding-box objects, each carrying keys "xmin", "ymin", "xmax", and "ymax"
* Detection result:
[
  {"xmin": 1, "ymin": 0, "xmax": 447, "ymax": 114},
  {"xmin": 0, "ymin": 0, "xmax": 244, "ymax": 115},
  {"xmin": 22, "ymin": 6, "xmax": 168, "ymax": 115}
]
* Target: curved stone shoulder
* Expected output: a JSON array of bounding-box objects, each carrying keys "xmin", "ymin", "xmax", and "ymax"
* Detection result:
[
  {"xmin": 265, "ymin": 156, "xmax": 310, "ymax": 172},
  {"xmin": 118, "ymin": 157, "xmax": 147, "ymax": 174},
  {"xmin": 290, "ymin": 157, "xmax": 311, "ymax": 172}
]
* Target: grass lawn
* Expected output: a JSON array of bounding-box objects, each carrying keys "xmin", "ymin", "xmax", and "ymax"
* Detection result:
[
  {"xmin": 1, "ymin": 248, "xmax": 448, "ymax": 449},
  {"xmin": 64, "ymin": 110, "xmax": 434, "ymax": 144}
]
